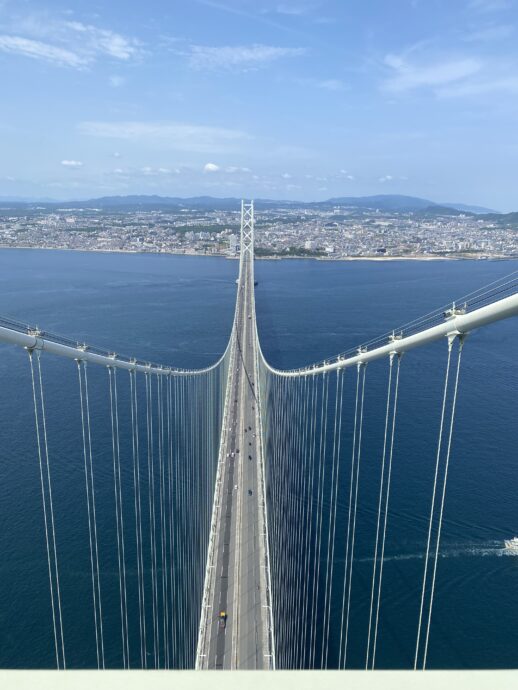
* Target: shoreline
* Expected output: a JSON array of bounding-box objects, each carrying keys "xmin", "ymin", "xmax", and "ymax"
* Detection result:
[{"xmin": 0, "ymin": 244, "xmax": 515, "ymax": 262}]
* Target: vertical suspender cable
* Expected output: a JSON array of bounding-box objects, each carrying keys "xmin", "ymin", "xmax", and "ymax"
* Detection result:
[
  {"xmin": 166, "ymin": 373, "xmax": 174, "ymax": 666},
  {"xmin": 293, "ymin": 374, "xmax": 310, "ymax": 667},
  {"xmin": 366, "ymin": 356, "xmax": 394, "ymax": 669},
  {"xmin": 28, "ymin": 350, "xmax": 66, "ymax": 669},
  {"xmin": 343, "ymin": 362, "xmax": 367, "ymax": 668},
  {"xmin": 108, "ymin": 367, "xmax": 129, "ymax": 668},
  {"xmin": 129, "ymin": 370, "xmax": 146, "ymax": 668},
  {"xmin": 322, "ymin": 368, "xmax": 345, "ymax": 668},
  {"xmin": 422, "ymin": 338, "xmax": 464, "ymax": 669},
  {"xmin": 108, "ymin": 367, "xmax": 126, "ymax": 668},
  {"xmin": 114, "ymin": 367, "xmax": 130, "ymax": 668},
  {"xmin": 145, "ymin": 372, "xmax": 158, "ymax": 668},
  {"xmin": 84, "ymin": 360, "xmax": 105, "ymax": 668},
  {"xmin": 310, "ymin": 372, "xmax": 329, "ymax": 668},
  {"xmin": 157, "ymin": 375, "xmax": 168, "ymax": 668},
  {"xmin": 320, "ymin": 370, "xmax": 340, "ymax": 669},
  {"xmin": 77, "ymin": 359, "xmax": 104, "ymax": 668},
  {"xmin": 301, "ymin": 372, "xmax": 318, "ymax": 667},
  {"xmin": 340, "ymin": 362, "xmax": 367, "ymax": 669},
  {"xmin": 414, "ymin": 340, "xmax": 454, "ymax": 670},
  {"xmin": 338, "ymin": 363, "xmax": 361, "ymax": 668},
  {"xmin": 292, "ymin": 375, "xmax": 308, "ymax": 667},
  {"xmin": 371, "ymin": 354, "xmax": 401, "ymax": 669}
]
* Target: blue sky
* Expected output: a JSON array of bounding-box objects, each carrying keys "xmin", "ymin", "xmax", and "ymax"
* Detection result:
[{"xmin": 0, "ymin": 0, "xmax": 517, "ymax": 209}]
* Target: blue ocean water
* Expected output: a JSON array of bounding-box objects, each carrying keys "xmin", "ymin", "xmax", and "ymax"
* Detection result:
[{"xmin": 0, "ymin": 248, "xmax": 517, "ymax": 669}]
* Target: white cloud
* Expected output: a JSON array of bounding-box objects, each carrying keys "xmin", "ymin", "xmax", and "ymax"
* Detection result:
[
  {"xmin": 315, "ymin": 78, "xmax": 346, "ymax": 91},
  {"xmin": 64, "ymin": 21, "xmax": 141, "ymax": 60},
  {"xmin": 468, "ymin": 0, "xmax": 512, "ymax": 12},
  {"xmin": 274, "ymin": 3, "xmax": 311, "ymax": 15},
  {"xmin": 61, "ymin": 159, "xmax": 83, "ymax": 167},
  {"xmin": 204, "ymin": 162, "xmax": 220, "ymax": 172},
  {"xmin": 112, "ymin": 166, "xmax": 179, "ymax": 177},
  {"xmin": 464, "ymin": 24, "xmax": 514, "ymax": 41},
  {"xmin": 225, "ymin": 166, "xmax": 251, "ymax": 173},
  {"xmin": 109, "ymin": 75, "xmax": 125, "ymax": 87},
  {"xmin": 296, "ymin": 76, "xmax": 347, "ymax": 92},
  {"xmin": 379, "ymin": 175, "xmax": 393, "ymax": 182},
  {"xmin": 187, "ymin": 43, "xmax": 305, "ymax": 71},
  {"xmin": 383, "ymin": 53, "xmax": 482, "ymax": 92},
  {"xmin": 0, "ymin": 17, "xmax": 142, "ymax": 70},
  {"xmin": 438, "ymin": 75, "xmax": 518, "ymax": 97},
  {"xmin": 140, "ymin": 166, "xmax": 179, "ymax": 176},
  {"xmin": 0, "ymin": 35, "xmax": 87, "ymax": 67},
  {"xmin": 281, "ymin": 172, "xmax": 292, "ymax": 179},
  {"xmin": 78, "ymin": 120, "xmax": 249, "ymax": 153}
]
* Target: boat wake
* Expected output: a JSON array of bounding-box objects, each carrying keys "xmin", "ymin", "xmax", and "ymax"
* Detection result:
[{"xmin": 355, "ymin": 541, "xmax": 517, "ymax": 564}]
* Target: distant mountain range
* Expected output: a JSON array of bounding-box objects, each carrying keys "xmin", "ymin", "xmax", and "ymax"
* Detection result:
[{"xmin": 0, "ymin": 193, "xmax": 501, "ymax": 215}]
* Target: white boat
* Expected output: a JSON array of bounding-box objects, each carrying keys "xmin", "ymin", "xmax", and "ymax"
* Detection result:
[{"xmin": 504, "ymin": 537, "xmax": 518, "ymax": 552}]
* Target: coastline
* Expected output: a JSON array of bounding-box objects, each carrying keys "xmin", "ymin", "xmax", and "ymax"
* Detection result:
[{"xmin": 0, "ymin": 244, "xmax": 514, "ymax": 262}]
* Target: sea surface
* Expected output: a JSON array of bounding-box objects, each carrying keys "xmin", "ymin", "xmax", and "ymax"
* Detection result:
[{"xmin": 0, "ymin": 248, "xmax": 517, "ymax": 669}]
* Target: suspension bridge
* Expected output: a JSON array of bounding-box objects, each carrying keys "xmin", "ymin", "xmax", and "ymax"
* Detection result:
[{"xmin": 0, "ymin": 200, "xmax": 517, "ymax": 671}]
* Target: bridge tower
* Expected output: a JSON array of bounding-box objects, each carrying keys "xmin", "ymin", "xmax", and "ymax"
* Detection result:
[{"xmin": 240, "ymin": 200, "xmax": 254, "ymax": 259}]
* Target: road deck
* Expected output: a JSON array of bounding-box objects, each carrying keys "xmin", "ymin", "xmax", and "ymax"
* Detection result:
[{"xmin": 197, "ymin": 253, "xmax": 272, "ymax": 670}]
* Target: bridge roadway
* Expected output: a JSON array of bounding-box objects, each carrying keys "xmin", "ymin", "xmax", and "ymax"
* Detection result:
[{"xmin": 197, "ymin": 251, "xmax": 272, "ymax": 670}]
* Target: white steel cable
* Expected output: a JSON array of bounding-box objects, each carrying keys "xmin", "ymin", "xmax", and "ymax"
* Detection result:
[
  {"xmin": 157, "ymin": 375, "xmax": 168, "ymax": 668},
  {"xmin": 338, "ymin": 364, "xmax": 361, "ymax": 668},
  {"xmin": 289, "ymin": 376, "xmax": 304, "ymax": 667},
  {"xmin": 293, "ymin": 375, "xmax": 310, "ymax": 667},
  {"xmin": 322, "ymin": 368, "xmax": 345, "ymax": 668},
  {"xmin": 320, "ymin": 371, "xmax": 341, "ymax": 668},
  {"xmin": 129, "ymin": 370, "xmax": 146, "ymax": 668},
  {"xmin": 108, "ymin": 367, "xmax": 127, "ymax": 668},
  {"xmin": 113, "ymin": 368, "xmax": 130, "ymax": 667},
  {"xmin": 293, "ymin": 375, "xmax": 309, "ymax": 667},
  {"xmin": 35, "ymin": 352, "xmax": 66, "ymax": 669},
  {"xmin": 166, "ymin": 373, "xmax": 174, "ymax": 666},
  {"xmin": 76, "ymin": 360, "xmax": 104, "ymax": 668},
  {"xmin": 365, "ymin": 357, "xmax": 394, "ymax": 669},
  {"xmin": 300, "ymin": 373, "xmax": 318, "ymax": 667},
  {"xmin": 342, "ymin": 362, "xmax": 367, "ymax": 668},
  {"xmin": 414, "ymin": 341, "xmax": 453, "ymax": 670},
  {"xmin": 28, "ymin": 350, "xmax": 65, "ymax": 669},
  {"xmin": 76, "ymin": 359, "xmax": 99, "ymax": 667},
  {"xmin": 310, "ymin": 373, "xmax": 330, "ymax": 668},
  {"xmin": 145, "ymin": 373, "xmax": 158, "ymax": 668},
  {"xmin": 422, "ymin": 338, "xmax": 464, "ymax": 670},
  {"xmin": 371, "ymin": 354, "xmax": 401, "ymax": 669}
]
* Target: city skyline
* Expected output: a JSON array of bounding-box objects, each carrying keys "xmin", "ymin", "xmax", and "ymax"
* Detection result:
[{"xmin": 1, "ymin": 0, "xmax": 517, "ymax": 209}]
